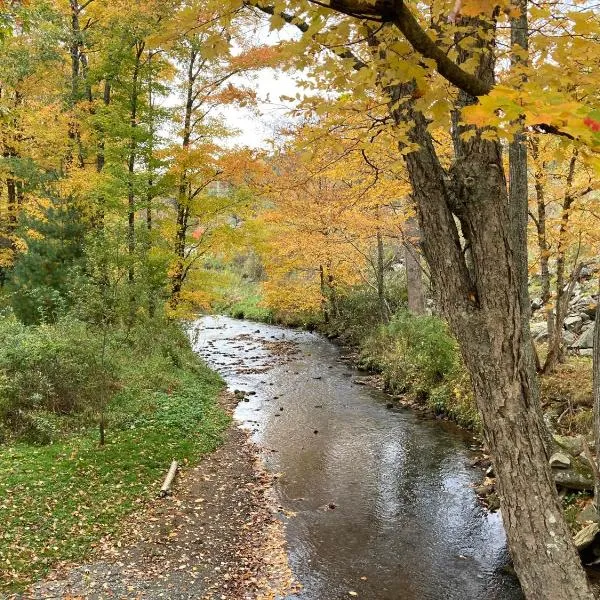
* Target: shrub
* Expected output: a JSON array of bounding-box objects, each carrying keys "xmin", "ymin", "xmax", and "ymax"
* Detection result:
[
  {"xmin": 0, "ymin": 315, "xmax": 116, "ymax": 442},
  {"xmin": 360, "ymin": 310, "xmax": 480, "ymax": 429}
]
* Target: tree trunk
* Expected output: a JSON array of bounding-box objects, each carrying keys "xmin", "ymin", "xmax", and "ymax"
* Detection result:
[
  {"xmin": 169, "ymin": 46, "xmax": 197, "ymax": 309},
  {"xmin": 390, "ymin": 79, "xmax": 594, "ymax": 600},
  {"xmin": 403, "ymin": 216, "xmax": 425, "ymax": 315},
  {"xmin": 530, "ymin": 138, "xmax": 552, "ymax": 338},
  {"xmin": 543, "ymin": 150, "xmax": 578, "ymax": 373},
  {"xmin": 319, "ymin": 264, "xmax": 330, "ymax": 324},
  {"xmin": 594, "ymin": 277, "xmax": 600, "ymax": 509},
  {"xmin": 376, "ymin": 228, "xmax": 389, "ymax": 322},
  {"xmin": 127, "ymin": 42, "xmax": 145, "ymax": 298}
]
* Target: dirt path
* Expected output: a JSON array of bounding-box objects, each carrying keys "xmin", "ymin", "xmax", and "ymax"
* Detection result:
[{"xmin": 16, "ymin": 393, "xmax": 295, "ymax": 600}]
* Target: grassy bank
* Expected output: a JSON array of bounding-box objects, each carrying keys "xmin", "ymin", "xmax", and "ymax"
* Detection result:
[
  {"xmin": 0, "ymin": 317, "xmax": 228, "ymax": 594},
  {"xmin": 219, "ymin": 282, "xmax": 595, "ymax": 437}
]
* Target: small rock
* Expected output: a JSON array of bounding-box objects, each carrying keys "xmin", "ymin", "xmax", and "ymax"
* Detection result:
[
  {"xmin": 549, "ymin": 452, "xmax": 571, "ymax": 469},
  {"xmin": 531, "ymin": 297, "xmax": 544, "ymax": 311},
  {"xmin": 313, "ymin": 430, "xmax": 319, "ymax": 434},
  {"xmin": 474, "ymin": 484, "xmax": 494, "ymax": 496},
  {"xmin": 577, "ymin": 505, "xmax": 600, "ymax": 524},
  {"xmin": 574, "ymin": 523, "xmax": 600, "ymax": 551}
]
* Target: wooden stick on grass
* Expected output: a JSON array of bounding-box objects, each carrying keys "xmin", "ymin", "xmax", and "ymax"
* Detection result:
[{"xmin": 160, "ymin": 460, "xmax": 179, "ymax": 497}]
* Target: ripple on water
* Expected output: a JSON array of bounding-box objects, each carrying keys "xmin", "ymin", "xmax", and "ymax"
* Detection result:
[{"xmin": 191, "ymin": 316, "xmax": 524, "ymax": 600}]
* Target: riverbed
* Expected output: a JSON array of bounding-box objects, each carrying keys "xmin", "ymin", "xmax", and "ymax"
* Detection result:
[{"xmin": 191, "ymin": 316, "xmax": 524, "ymax": 600}]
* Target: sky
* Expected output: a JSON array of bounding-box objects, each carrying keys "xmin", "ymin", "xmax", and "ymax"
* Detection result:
[
  {"xmin": 218, "ymin": 67, "xmax": 301, "ymax": 148},
  {"xmin": 216, "ymin": 17, "xmax": 303, "ymax": 149}
]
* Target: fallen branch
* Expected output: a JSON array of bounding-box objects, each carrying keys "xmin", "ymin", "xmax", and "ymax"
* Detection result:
[{"xmin": 160, "ymin": 460, "xmax": 179, "ymax": 498}]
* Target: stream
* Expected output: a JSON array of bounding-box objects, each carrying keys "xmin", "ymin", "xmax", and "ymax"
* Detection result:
[{"xmin": 191, "ymin": 316, "xmax": 524, "ymax": 600}]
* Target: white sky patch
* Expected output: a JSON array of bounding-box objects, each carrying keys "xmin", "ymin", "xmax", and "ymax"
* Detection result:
[
  {"xmin": 217, "ymin": 67, "xmax": 302, "ymax": 149},
  {"xmin": 217, "ymin": 19, "xmax": 304, "ymax": 149}
]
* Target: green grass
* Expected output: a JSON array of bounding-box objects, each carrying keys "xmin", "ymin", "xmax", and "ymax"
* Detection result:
[
  {"xmin": 226, "ymin": 292, "xmax": 274, "ymax": 322},
  {"xmin": 0, "ymin": 367, "xmax": 228, "ymax": 593}
]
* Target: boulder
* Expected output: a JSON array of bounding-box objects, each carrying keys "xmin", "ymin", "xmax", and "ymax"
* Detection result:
[
  {"xmin": 553, "ymin": 434, "xmax": 584, "ymax": 456},
  {"xmin": 549, "ymin": 452, "xmax": 571, "ymax": 469},
  {"xmin": 580, "ymin": 265, "xmax": 594, "ymax": 280},
  {"xmin": 564, "ymin": 315, "xmax": 584, "ymax": 333},
  {"xmin": 554, "ymin": 469, "xmax": 594, "ymax": 491},
  {"xmin": 564, "ymin": 330, "xmax": 577, "ymax": 347},
  {"xmin": 574, "ymin": 523, "xmax": 600, "ymax": 551},
  {"xmin": 530, "ymin": 321, "xmax": 548, "ymax": 340},
  {"xmin": 574, "ymin": 324, "xmax": 595, "ymax": 349}
]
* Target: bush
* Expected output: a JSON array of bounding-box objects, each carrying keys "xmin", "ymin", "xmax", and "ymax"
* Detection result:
[
  {"xmin": 0, "ymin": 315, "xmax": 116, "ymax": 442},
  {"xmin": 361, "ymin": 311, "xmax": 458, "ymax": 393},
  {"xmin": 324, "ymin": 274, "xmax": 408, "ymax": 344},
  {"xmin": 360, "ymin": 310, "xmax": 480, "ymax": 429}
]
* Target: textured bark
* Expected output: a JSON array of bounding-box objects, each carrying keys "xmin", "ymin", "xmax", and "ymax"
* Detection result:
[
  {"xmin": 127, "ymin": 41, "xmax": 145, "ymax": 294},
  {"xmin": 543, "ymin": 151, "xmax": 578, "ymax": 373},
  {"xmin": 400, "ymin": 110, "xmax": 593, "ymax": 600},
  {"xmin": 530, "ymin": 139, "xmax": 552, "ymax": 338},
  {"xmin": 403, "ymin": 216, "xmax": 425, "ymax": 315},
  {"xmin": 594, "ymin": 278, "xmax": 600, "ymax": 508},
  {"xmin": 387, "ymin": 18, "xmax": 594, "ymax": 589},
  {"xmin": 376, "ymin": 229, "xmax": 390, "ymax": 322},
  {"xmin": 169, "ymin": 45, "xmax": 196, "ymax": 309}
]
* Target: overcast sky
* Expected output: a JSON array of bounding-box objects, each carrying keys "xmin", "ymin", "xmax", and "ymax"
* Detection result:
[{"xmin": 216, "ymin": 20, "xmax": 303, "ymax": 149}]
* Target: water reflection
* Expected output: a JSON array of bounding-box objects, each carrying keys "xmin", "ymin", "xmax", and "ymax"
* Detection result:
[{"xmin": 192, "ymin": 316, "xmax": 523, "ymax": 600}]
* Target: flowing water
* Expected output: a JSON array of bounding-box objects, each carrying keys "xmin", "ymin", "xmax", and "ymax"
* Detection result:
[{"xmin": 191, "ymin": 316, "xmax": 524, "ymax": 600}]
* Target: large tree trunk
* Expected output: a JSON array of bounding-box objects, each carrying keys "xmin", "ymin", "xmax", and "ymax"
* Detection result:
[
  {"xmin": 403, "ymin": 216, "xmax": 425, "ymax": 315},
  {"xmin": 391, "ymin": 78, "xmax": 594, "ymax": 600}
]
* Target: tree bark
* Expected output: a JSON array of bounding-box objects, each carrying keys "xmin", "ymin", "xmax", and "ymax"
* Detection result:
[
  {"xmin": 530, "ymin": 138, "xmax": 552, "ymax": 338},
  {"xmin": 543, "ymin": 150, "xmax": 578, "ymax": 373},
  {"xmin": 127, "ymin": 41, "xmax": 145, "ymax": 296},
  {"xmin": 170, "ymin": 45, "xmax": 197, "ymax": 309},
  {"xmin": 594, "ymin": 277, "xmax": 600, "ymax": 510},
  {"xmin": 376, "ymin": 228, "xmax": 390, "ymax": 322},
  {"xmin": 387, "ymin": 21, "xmax": 594, "ymax": 590},
  {"xmin": 403, "ymin": 216, "xmax": 425, "ymax": 315},
  {"xmin": 399, "ymin": 104, "xmax": 593, "ymax": 600}
]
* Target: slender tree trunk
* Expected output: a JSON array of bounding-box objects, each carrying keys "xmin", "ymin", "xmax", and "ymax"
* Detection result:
[
  {"xmin": 543, "ymin": 150, "xmax": 578, "ymax": 373},
  {"xmin": 319, "ymin": 264, "xmax": 330, "ymax": 324},
  {"xmin": 594, "ymin": 277, "xmax": 600, "ymax": 509},
  {"xmin": 376, "ymin": 228, "xmax": 389, "ymax": 322},
  {"xmin": 403, "ymin": 216, "xmax": 425, "ymax": 315},
  {"xmin": 530, "ymin": 139, "xmax": 552, "ymax": 336},
  {"xmin": 170, "ymin": 46, "xmax": 197, "ymax": 309},
  {"xmin": 127, "ymin": 41, "xmax": 145, "ymax": 311}
]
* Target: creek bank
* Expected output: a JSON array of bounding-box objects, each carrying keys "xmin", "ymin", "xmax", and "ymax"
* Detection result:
[{"xmin": 16, "ymin": 391, "xmax": 295, "ymax": 600}]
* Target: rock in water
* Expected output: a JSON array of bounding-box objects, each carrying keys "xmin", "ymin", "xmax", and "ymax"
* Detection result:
[{"xmin": 549, "ymin": 452, "xmax": 571, "ymax": 469}]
